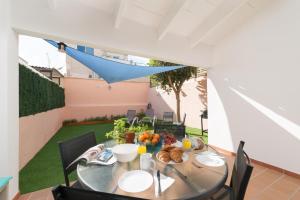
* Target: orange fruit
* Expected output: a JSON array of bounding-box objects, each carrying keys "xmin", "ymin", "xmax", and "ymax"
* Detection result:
[
  {"xmin": 152, "ymin": 138, "xmax": 158, "ymax": 145},
  {"xmin": 154, "ymin": 134, "xmax": 160, "ymax": 139},
  {"xmin": 144, "ymin": 133, "xmax": 149, "ymax": 139}
]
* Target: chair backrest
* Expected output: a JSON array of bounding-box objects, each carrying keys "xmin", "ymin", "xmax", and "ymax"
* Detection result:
[
  {"xmin": 58, "ymin": 132, "xmax": 97, "ymax": 186},
  {"xmin": 52, "ymin": 185, "xmax": 146, "ymax": 200},
  {"xmin": 230, "ymin": 141, "xmax": 253, "ymax": 200},
  {"xmin": 201, "ymin": 110, "xmax": 208, "ymax": 119},
  {"xmin": 163, "ymin": 112, "xmax": 174, "ymax": 122},
  {"xmin": 181, "ymin": 113, "xmax": 186, "ymax": 125},
  {"xmin": 126, "ymin": 110, "xmax": 136, "ymax": 122},
  {"xmin": 145, "ymin": 108, "xmax": 154, "ymax": 118}
]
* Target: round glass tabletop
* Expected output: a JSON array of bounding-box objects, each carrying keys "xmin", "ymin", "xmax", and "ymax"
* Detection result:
[{"xmin": 77, "ymin": 140, "xmax": 228, "ymax": 200}]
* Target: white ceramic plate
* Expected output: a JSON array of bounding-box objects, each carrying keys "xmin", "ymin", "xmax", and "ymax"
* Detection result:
[
  {"xmin": 156, "ymin": 152, "xmax": 189, "ymax": 164},
  {"xmin": 118, "ymin": 170, "xmax": 153, "ymax": 193},
  {"xmin": 195, "ymin": 154, "xmax": 225, "ymax": 167}
]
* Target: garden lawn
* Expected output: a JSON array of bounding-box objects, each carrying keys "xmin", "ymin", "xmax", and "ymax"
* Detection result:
[
  {"xmin": 186, "ymin": 127, "xmax": 208, "ymax": 144},
  {"xmin": 19, "ymin": 123, "xmax": 206, "ymax": 194},
  {"xmin": 19, "ymin": 123, "xmax": 114, "ymax": 194}
]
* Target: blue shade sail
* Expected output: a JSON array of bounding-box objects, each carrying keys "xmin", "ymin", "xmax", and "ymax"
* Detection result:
[
  {"xmin": 46, "ymin": 40, "xmax": 184, "ymax": 83},
  {"xmin": 85, "ymin": 47, "xmax": 94, "ymax": 55}
]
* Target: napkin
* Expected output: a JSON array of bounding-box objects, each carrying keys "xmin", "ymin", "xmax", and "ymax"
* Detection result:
[{"xmin": 154, "ymin": 171, "xmax": 175, "ymax": 197}]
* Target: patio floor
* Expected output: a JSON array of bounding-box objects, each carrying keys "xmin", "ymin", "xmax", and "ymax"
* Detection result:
[{"xmin": 18, "ymin": 153, "xmax": 300, "ymax": 200}]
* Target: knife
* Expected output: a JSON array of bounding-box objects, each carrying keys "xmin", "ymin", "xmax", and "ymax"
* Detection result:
[{"xmin": 157, "ymin": 170, "xmax": 162, "ymax": 195}]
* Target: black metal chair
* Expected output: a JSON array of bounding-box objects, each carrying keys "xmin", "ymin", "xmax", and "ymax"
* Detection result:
[
  {"xmin": 210, "ymin": 141, "xmax": 253, "ymax": 200},
  {"xmin": 52, "ymin": 185, "xmax": 146, "ymax": 200},
  {"xmin": 200, "ymin": 110, "xmax": 208, "ymax": 136},
  {"xmin": 58, "ymin": 132, "xmax": 97, "ymax": 187},
  {"xmin": 154, "ymin": 123, "xmax": 185, "ymax": 140}
]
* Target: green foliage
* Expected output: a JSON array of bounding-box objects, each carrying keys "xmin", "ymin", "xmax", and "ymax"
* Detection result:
[
  {"xmin": 136, "ymin": 109, "xmax": 146, "ymax": 119},
  {"xmin": 128, "ymin": 124, "xmax": 149, "ymax": 133},
  {"xmin": 62, "ymin": 119, "xmax": 78, "ymax": 126},
  {"xmin": 105, "ymin": 118, "xmax": 150, "ymax": 143},
  {"xmin": 83, "ymin": 116, "xmax": 109, "ymax": 122},
  {"xmin": 149, "ymin": 59, "xmax": 197, "ymax": 121},
  {"xmin": 110, "ymin": 114, "xmax": 126, "ymax": 120},
  {"xmin": 105, "ymin": 119, "xmax": 127, "ymax": 143},
  {"xmin": 19, "ymin": 64, "xmax": 65, "ymax": 117},
  {"xmin": 149, "ymin": 59, "xmax": 197, "ymax": 93}
]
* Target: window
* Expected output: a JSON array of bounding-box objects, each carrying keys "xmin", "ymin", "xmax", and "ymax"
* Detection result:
[
  {"xmin": 86, "ymin": 47, "xmax": 94, "ymax": 55},
  {"xmin": 77, "ymin": 45, "xmax": 94, "ymax": 55},
  {"xmin": 77, "ymin": 45, "xmax": 85, "ymax": 52}
]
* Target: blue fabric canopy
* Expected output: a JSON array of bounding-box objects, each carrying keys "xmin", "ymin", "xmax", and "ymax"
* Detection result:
[{"xmin": 46, "ymin": 40, "xmax": 184, "ymax": 83}]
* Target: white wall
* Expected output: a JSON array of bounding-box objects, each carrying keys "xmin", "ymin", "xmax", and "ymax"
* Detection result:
[
  {"xmin": 0, "ymin": 0, "xmax": 19, "ymax": 199},
  {"xmin": 209, "ymin": 0, "xmax": 300, "ymax": 174},
  {"xmin": 149, "ymin": 77, "xmax": 207, "ymax": 129}
]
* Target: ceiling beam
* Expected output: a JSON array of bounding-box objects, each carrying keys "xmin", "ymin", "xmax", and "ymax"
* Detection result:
[
  {"xmin": 157, "ymin": 0, "xmax": 188, "ymax": 40},
  {"xmin": 47, "ymin": 0, "xmax": 57, "ymax": 10},
  {"xmin": 114, "ymin": 0, "xmax": 127, "ymax": 29},
  {"xmin": 189, "ymin": 0, "xmax": 249, "ymax": 48}
]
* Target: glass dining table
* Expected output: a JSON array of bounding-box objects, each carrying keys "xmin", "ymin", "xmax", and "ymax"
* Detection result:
[{"xmin": 77, "ymin": 140, "xmax": 228, "ymax": 200}]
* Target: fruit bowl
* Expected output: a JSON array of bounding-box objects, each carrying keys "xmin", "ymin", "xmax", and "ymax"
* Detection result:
[{"xmin": 138, "ymin": 132, "xmax": 161, "ymax": 146}]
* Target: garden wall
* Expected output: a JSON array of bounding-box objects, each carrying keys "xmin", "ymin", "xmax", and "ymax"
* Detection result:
[
  {"xmin": 19, "ymin": 107, "xmax": 65, "ymax": 169},
  {"xmin": 148, "ymin": 76, "xmax": 207, "ymax": 129},
  {"xmin": 63, "ymin": 77, "xmax": 149, "ymax": 121}
]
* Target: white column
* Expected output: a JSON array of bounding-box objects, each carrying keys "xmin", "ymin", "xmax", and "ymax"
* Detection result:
[{"xmin": 0, "ymin": 0, "xmax": 19, "ymax": 199}]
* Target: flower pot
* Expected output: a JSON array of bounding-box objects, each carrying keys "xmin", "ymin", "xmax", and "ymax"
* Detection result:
[{"xmin": 125, "ymin": 132, "xmax": 135, "ymax": 143}]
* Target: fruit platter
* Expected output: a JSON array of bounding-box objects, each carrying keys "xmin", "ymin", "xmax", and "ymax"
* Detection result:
[{"xmin": 137, "ymin": 131, "xmax": 162, "ymax": 153}]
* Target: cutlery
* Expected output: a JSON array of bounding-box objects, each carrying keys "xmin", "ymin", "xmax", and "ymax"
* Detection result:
[{"xmin": 157, "ymin": 170, "xmax": 162, "ymax": 195}]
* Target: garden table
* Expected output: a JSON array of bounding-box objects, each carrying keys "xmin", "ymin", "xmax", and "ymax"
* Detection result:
[{"xmin": 77, "ymin": 140, "xmax": 228, "ymax": 200}]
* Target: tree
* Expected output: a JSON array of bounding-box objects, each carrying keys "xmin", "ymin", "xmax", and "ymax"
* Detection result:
[{"xmin": 149, "ymin": 59, "xmax": 197, "ymax": 122}]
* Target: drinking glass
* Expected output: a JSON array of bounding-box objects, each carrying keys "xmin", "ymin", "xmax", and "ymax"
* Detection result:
[{"xmin": 137, "ymin": 144, "xmax": 147, "ymax": 154}]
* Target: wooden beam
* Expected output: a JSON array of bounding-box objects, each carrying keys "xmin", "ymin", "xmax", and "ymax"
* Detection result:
[
  {"xmin": 189, "ymin": 0, "xmax": 249, "ymax": 48},
  {"xmin": 114, "ymin": 0, "xmax": 127, "ymax": 29},
  {"xmin": 157, "ymin": 0, "xmax": 188, "ymax": 40}
]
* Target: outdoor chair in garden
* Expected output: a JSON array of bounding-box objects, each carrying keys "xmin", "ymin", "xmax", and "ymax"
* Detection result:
[
  {"xmin": 163, "ymin": 112, "xmax": 174, "ymax": 123},
  {"xmin": 58, "ymin": 132, "xmax": 97, "ymax": 188},
  {"xmin": 52, "ymin": 185, "xmax": 146, "ymax": 200},
  {"xmin": 141, "ymin": 108, "xmax": 156, "ymax": 126},
  {"xmin": 126, "ymin": 110, "xmax": 137, "ymax": 124},
  {"xmin": 210, "ymin": 141, "xmax": 253, "ymax": 200}
]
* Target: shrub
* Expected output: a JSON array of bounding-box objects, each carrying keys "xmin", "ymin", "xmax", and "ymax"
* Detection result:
[{"xmin": 19, "ymin": 64, "xmax": 65, "ymax": 117}]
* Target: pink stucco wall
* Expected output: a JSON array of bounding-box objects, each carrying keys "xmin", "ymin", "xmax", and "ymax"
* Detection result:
[
  {"xmin": 148, "ymin": 77, "xmax": 207, "ymax": 129},
  {"xmin": 63, "ymin": 77, "xmax": 150, "ymax": 120},
  {"xmin": 19, "ymin": 107, "xmax": 65, "ymax": 169}
]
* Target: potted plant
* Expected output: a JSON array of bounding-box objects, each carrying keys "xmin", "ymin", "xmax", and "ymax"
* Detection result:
[{"xmin": 105, "ymin": 119, "xmax": 127, "ymax": 144}]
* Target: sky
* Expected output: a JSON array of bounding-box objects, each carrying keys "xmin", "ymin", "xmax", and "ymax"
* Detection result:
[{"xmin": 18, "ymin": 35, "xmax": 149, "ymax": 74}]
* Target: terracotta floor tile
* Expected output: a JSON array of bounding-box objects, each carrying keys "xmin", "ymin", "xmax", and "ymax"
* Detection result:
[
  {"xmin": 29, "ymin": 188, "xmax": 51, "ymax": 200},
  {"xmin": 251, "ymin": 164, "xmax": 267, "ymax": 179},
  {"xmin": 18, "ymin": 193, "xmax": 32, "ymax": 200},
  {"xmin": 270, "ymin": 175, "xmax": 299, "ymax": 196},
  {"xmin": 256, "ymin": 188, "xmax": 290, "ymax": 200},
  {"xmin": 250, "ymin": 168, "xmax": 283, "ymax": 188},
  {"xmin": 290, "ymin": 190, "xmax": 300, "ymax": 200}
]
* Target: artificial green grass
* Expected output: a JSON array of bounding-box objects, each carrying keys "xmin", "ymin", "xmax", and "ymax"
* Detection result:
[
  {"xmin": 186, "ymin": 127, "xmax": 208, "ymax": 144},
  {"xmin": 19, "ymin": 123, "xmax": 206, "ymax": 194},
  {"xmin": 19, "ymin": 123, "xmax": 114, "ymax": 194}
]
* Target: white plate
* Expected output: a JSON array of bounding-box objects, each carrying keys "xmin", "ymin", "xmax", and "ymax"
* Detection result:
[
  {"xmin": 195, "ymin": 154, "xmax": 225, "ymax": 167},
  {"xmin": 118, "ymin": 170, "xmax": 153, "ymax": 193},
  {"xmin": 173, "ymin": 140, "xmax": 182, "ymax": 148},
  {"xmin": 156, "ymin": 152, "xmax": 189, "ymax": 164}
]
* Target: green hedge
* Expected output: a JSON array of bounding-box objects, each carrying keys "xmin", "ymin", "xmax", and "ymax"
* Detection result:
[{"xmin": 19, "ymin": 64, "xmax": 65, "ymax": 117}]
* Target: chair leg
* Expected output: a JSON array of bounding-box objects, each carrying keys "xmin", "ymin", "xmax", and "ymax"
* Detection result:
[{"xmin": 201, "ymin": 117, "xmax": 204, "ymax": 136}]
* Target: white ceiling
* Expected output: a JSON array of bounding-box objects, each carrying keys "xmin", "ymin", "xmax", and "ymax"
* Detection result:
[{"xmin": 11, "ymin": 0, "xmax": 271, "ymax": 66}]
